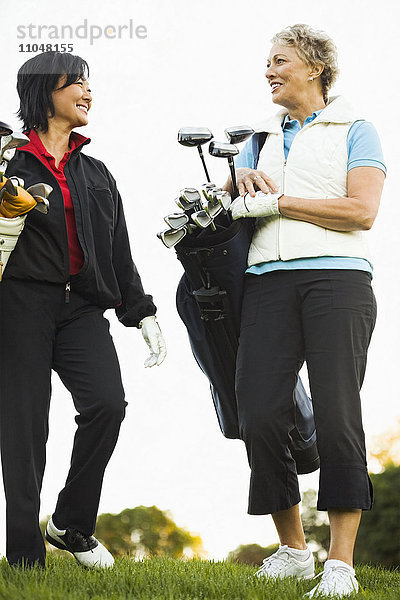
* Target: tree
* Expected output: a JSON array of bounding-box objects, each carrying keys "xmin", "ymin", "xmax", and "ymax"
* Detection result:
[
  {"xmin": 95, "ymin": 506, "xmax": 203, "ymax": 558},
  {"xmin": 301, "ymin": 489, "xmax": 330, "ymax": 561},
  {"xmin": 40, "ymin": 505, "xmax": 203, "ymax": 559},
  {"xmin": 355, "ymin": 465, "xmax": 400, "ymax": 568},
  {"xmin": 227, "ymin": 543, "xmax": 279, "ymax": 565},
  {"xmin": 300, "ymin": 466, "xmax": 400, "ymax": 568},
  {"xmin": 369, "ymin": 419, "xmax": 400, "ymax": 470}
]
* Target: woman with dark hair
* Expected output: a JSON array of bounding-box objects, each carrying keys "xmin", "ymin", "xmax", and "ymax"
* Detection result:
[
  {"xmin": 227, "ymin": 24, "xmax": 385, "ymax": 597},
  {"xmin": 0, "ymin": 51, "xmax": 166, "ymax": 568}
]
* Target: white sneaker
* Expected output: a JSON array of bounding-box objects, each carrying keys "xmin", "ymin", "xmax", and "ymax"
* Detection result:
[
  {"xmin": 304, "ymin": 559, "xmax": 359, "ymax": 597},
  {"xmin": 45, "ymin": 517, "xmax": 114, "ymax": 568},
  {"xmin": 256, "ymin": 545, "xmax": 315, "ymax": 580}
]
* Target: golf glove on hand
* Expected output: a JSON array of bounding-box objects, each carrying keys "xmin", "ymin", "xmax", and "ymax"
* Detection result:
[
  {"xmin": 139, "ymin": 315, "xmax": 167, "ymax": 367},
  {"xmin": 230, "ymin": 190, "xmax": 282, "ymax": 220}
]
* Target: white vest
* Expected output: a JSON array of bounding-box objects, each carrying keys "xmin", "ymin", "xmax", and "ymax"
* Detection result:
[{"xmin": 247, "ymin": 96, "xmax": 372, "ymax": 267}]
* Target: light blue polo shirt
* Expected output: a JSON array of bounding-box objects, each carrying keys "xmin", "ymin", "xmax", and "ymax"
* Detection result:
[{"xmin": 235, "ymin": 112, "xmax": 386, "ymax": 276}]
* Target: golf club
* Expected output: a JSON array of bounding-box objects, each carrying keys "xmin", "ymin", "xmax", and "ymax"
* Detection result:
[
  {"xmin": 201, "ymin": 183, "xmax": 219, "ymax": 203},
  {"xmin": 224, "ymin": 126, "xmax": 255, "ymax": 145},
  {"xmin": 178, "ymin": 187, "xmax": 203, "ymax": 212},
  {"xmin": 0, "ymin": 132, "xmax": 29, "ymax": 163},
  {"xmin": 0, "ymin": 121, "xmax": 13, "ymax": 137},
  {"xmin": 0, "ymin": 178, "xmax": 52, "ymax": 216},
  {"xmin": 210, "ymin": 189, "xmax": 232, "ymax": 211},
  {"xmin": 26, "ymin": 183, "xmax": 53, "ymax": 200},
  {"xmin": 157, "ymin": 227, "xmax": 187, "ymax": 248},
  {"xmin": 204, "ymin": 201, "xmax": 222, "ymax": 220},
  {"xmin": 209, "ymin": 141, "xmax": 239, "ymax": 197},
  {"xmin": 6, "ymin": 176, "xmax": 25, "ymax": 192},
  {"xmin": 178, "ymin": 127, "xmax": 213, "ymax": 183},
  {"xmin": 0, "ymin": 132, "xmax": 30, "ymax": 180},
  {"xmin": 22, "ymin": 182, "xmax": 52, "ymax": 213},
  {"xmin": 191, "ymin": 210, "xmax": 216, "ymax": 231},
  {"xmin": 164, "ymin": 212, "xmax": 189, "ymax": 230}
]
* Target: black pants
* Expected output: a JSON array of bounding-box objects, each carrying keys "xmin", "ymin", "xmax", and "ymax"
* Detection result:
[
  {"xmin": 235, "ymin": 269, "xmax": 376, "ymax": 515},
  {"xmin": 0, "ymin": 279, "xmax": 127, "ymax": 567}
]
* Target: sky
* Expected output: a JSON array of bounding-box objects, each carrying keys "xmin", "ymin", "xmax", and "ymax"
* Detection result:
[{"xmin": 1, "ymin": 0, "xmax": 399, "ymax": 560}]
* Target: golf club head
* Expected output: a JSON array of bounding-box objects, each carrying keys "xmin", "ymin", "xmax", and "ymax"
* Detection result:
[
  {"xmin": 224, "ymin": 126, "xmax": 255, "ymax": 145},
  {"xmin": 0, "ymin": 131, "xmax": 29, "ymax": 154},
  {"xmin": 205, "ymin": 201, "xmax": 223, "ymax": 219},
  {"xmin": 157, "ymin": 227, "xmax": 187, "ymax": 248},
  {"xmin": 0, "ymin": 121, "xmax": 13, "ymax": 137},
  {"xmin": 212, "ymin": 189, "xmax": 232, "ymax": 211},
  {"xmin": 175, "ymin": 197, "xmax": 186, "ymax": 210},
  {"xmin": 179, "ymin": 187, "xmax": 202, "ymax": 211},
  {"xmin": 201, "ymin": 183, "xmax": 218, "ymax": 202},
  {"xmin": 177, "ymin": 127, "xmax": 213, "ymax": 147},
  {"xmin": 26, "ymin": 183, "xmax": 53, "ymax": 199},
  {"xmin": 5, "ymin": 177, "xmax": 19, "ymax": 196},
  {"xmin": 9, "ymin": 176, "xmax": 25, "ymax": 189},
  {"xmin": 209, "ymin": 141, "xmax": 239, "ymax": 158},
  {"xmin": 164, "ymin": 212, "xmax": 189, "ymax": 230},
  {"xmin": 191, "ymin": 210, "xmax": 213, "ymax": 229},
  {"xmin": 33, "ymin": 197, "xmax": 50, "ymax": 214}
]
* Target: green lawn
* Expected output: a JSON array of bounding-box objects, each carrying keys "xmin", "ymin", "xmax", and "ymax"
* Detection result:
[{"xmin": 0, "ymin": 555, "xmax": 398, "ymax": 599}]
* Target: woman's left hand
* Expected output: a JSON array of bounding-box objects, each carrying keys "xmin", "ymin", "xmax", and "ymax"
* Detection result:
[
  {"xmin": 236, "ymin": 167, "xmax": 279, "ymax": 197},
  {"xmin": 139, "ymin": 316, "xmax": 167, "ymax": 367}
]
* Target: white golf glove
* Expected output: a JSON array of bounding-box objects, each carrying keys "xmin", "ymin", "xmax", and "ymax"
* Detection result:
[
  {"xmin": 230, "ymin": 190, "xmax": 282, "ymax": 220},
  {"xmin": 139, "ymin": 315, "xmax": 167, "ymax": 368}
]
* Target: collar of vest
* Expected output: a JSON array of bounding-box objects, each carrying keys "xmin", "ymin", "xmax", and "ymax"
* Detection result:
[{"xmin": 253, "ymin": 95, "xmax": 357, "ymax": 134}]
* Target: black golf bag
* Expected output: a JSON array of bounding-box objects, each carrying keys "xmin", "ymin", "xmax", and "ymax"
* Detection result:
[{"xmin": 175, "ymin": 217, "xmax": 320, "ymax": 474}]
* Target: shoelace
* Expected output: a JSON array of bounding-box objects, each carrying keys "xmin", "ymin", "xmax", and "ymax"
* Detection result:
[
  {"xmin": 310, "ymin": 565, "xmax": 356, "ymax": 593},
  {"xmin": 256, "ymin": 546, "xmax": 292, "ymax": 576},
  {"xmin": 67, "ymin": 529, "xmax": 95, "ymax": 553}
]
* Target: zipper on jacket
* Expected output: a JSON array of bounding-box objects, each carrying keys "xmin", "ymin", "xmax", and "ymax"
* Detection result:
[
  {"xmin": 277, "ymin": 158, "xmax": 287, "ymax": 260},
  {"xmin": 277, "ymin": 119, "xmax": 317, "ymax": 260},
  {"xmin": 65, "ymin": 281, "xmax": 71, "ymax": 303},
  {"xmin": 64, "ymin": 162, "xmax": 90, "ymax": 275}
]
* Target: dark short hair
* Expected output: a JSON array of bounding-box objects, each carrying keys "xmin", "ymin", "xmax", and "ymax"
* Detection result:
[{"xmin": 17, "ymin": 51, "xmax": 89, "ymax": 132}]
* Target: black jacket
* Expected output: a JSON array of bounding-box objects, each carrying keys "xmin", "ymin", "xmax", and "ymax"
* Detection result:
[{"xmin": 5, "ymin": 141, "xmax": 156, "ymax": 327}]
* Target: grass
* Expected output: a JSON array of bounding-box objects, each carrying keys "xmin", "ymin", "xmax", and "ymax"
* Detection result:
[{"xmin": 0, "ymin": 555, "xmax": 398, "ymax": 600}]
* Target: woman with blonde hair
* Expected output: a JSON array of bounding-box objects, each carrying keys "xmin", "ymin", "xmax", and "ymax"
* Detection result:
[{"xmin": 229, "ymin": 24, "xmax": 385, "ymax": 597}]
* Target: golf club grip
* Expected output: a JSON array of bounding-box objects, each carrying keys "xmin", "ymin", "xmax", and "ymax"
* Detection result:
[{"xmin": 228, "ymin": 157, "xmax": 238, "ymax": 198}]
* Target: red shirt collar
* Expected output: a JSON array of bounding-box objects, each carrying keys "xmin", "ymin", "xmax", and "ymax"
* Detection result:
[{"xmin": 22, "ymin": 129, "xmax": 90, "ymax": 158}]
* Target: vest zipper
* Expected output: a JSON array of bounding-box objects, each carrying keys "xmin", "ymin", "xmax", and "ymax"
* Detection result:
[{"xmin": 277, "ymin": 158, "xmax": 287, "ymax": 260}]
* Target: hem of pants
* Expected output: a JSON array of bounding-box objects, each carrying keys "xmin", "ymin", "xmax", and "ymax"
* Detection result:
[
  {"xmin": 317, "ymin": 465, "xmax": 373, "ymax": 512},
  {"xmin": 248, "ymin": 493, "xmax": 302, "ymax": 516},
  {"xmin": 8, "ymin": 556, "xmax": 46, "ymax": 569}
]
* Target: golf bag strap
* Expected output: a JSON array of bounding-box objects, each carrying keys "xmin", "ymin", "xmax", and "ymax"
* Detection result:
[{"xmin": 255, "ymin": 132, "xmax": 268, "ymax": 168}]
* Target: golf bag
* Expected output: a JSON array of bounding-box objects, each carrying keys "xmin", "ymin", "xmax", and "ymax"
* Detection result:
[
  {"xmin": 0, "ymin": 215, "xmax": 26, "ymax": 280},
  {"xmin": 175, "ymin": 217, "xmax": 320, "ymax": 474},
  {"xmin": 0, "ymin": 120, "xmax": 52, "ymax": 281}
]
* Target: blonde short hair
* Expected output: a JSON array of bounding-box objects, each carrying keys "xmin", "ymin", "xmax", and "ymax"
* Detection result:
[{"xmin": 272, "ymin": 24, "xmax": 339, "ymax": 102}]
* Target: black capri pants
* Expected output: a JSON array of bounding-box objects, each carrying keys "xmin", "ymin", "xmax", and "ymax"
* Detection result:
[{"xmin": 235, "ymin": 269, "xmax": 376, "ymax": 515}]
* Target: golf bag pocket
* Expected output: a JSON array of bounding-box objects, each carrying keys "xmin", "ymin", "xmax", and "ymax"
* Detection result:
[{"xmin": 0, "ymin": 215, "xmax": 26, "ymax": 281}]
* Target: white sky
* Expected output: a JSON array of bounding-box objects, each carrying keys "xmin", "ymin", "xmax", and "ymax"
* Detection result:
[{"xmin": 1, "ymin": 0, "xmax": 399, "ymax": 560}]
